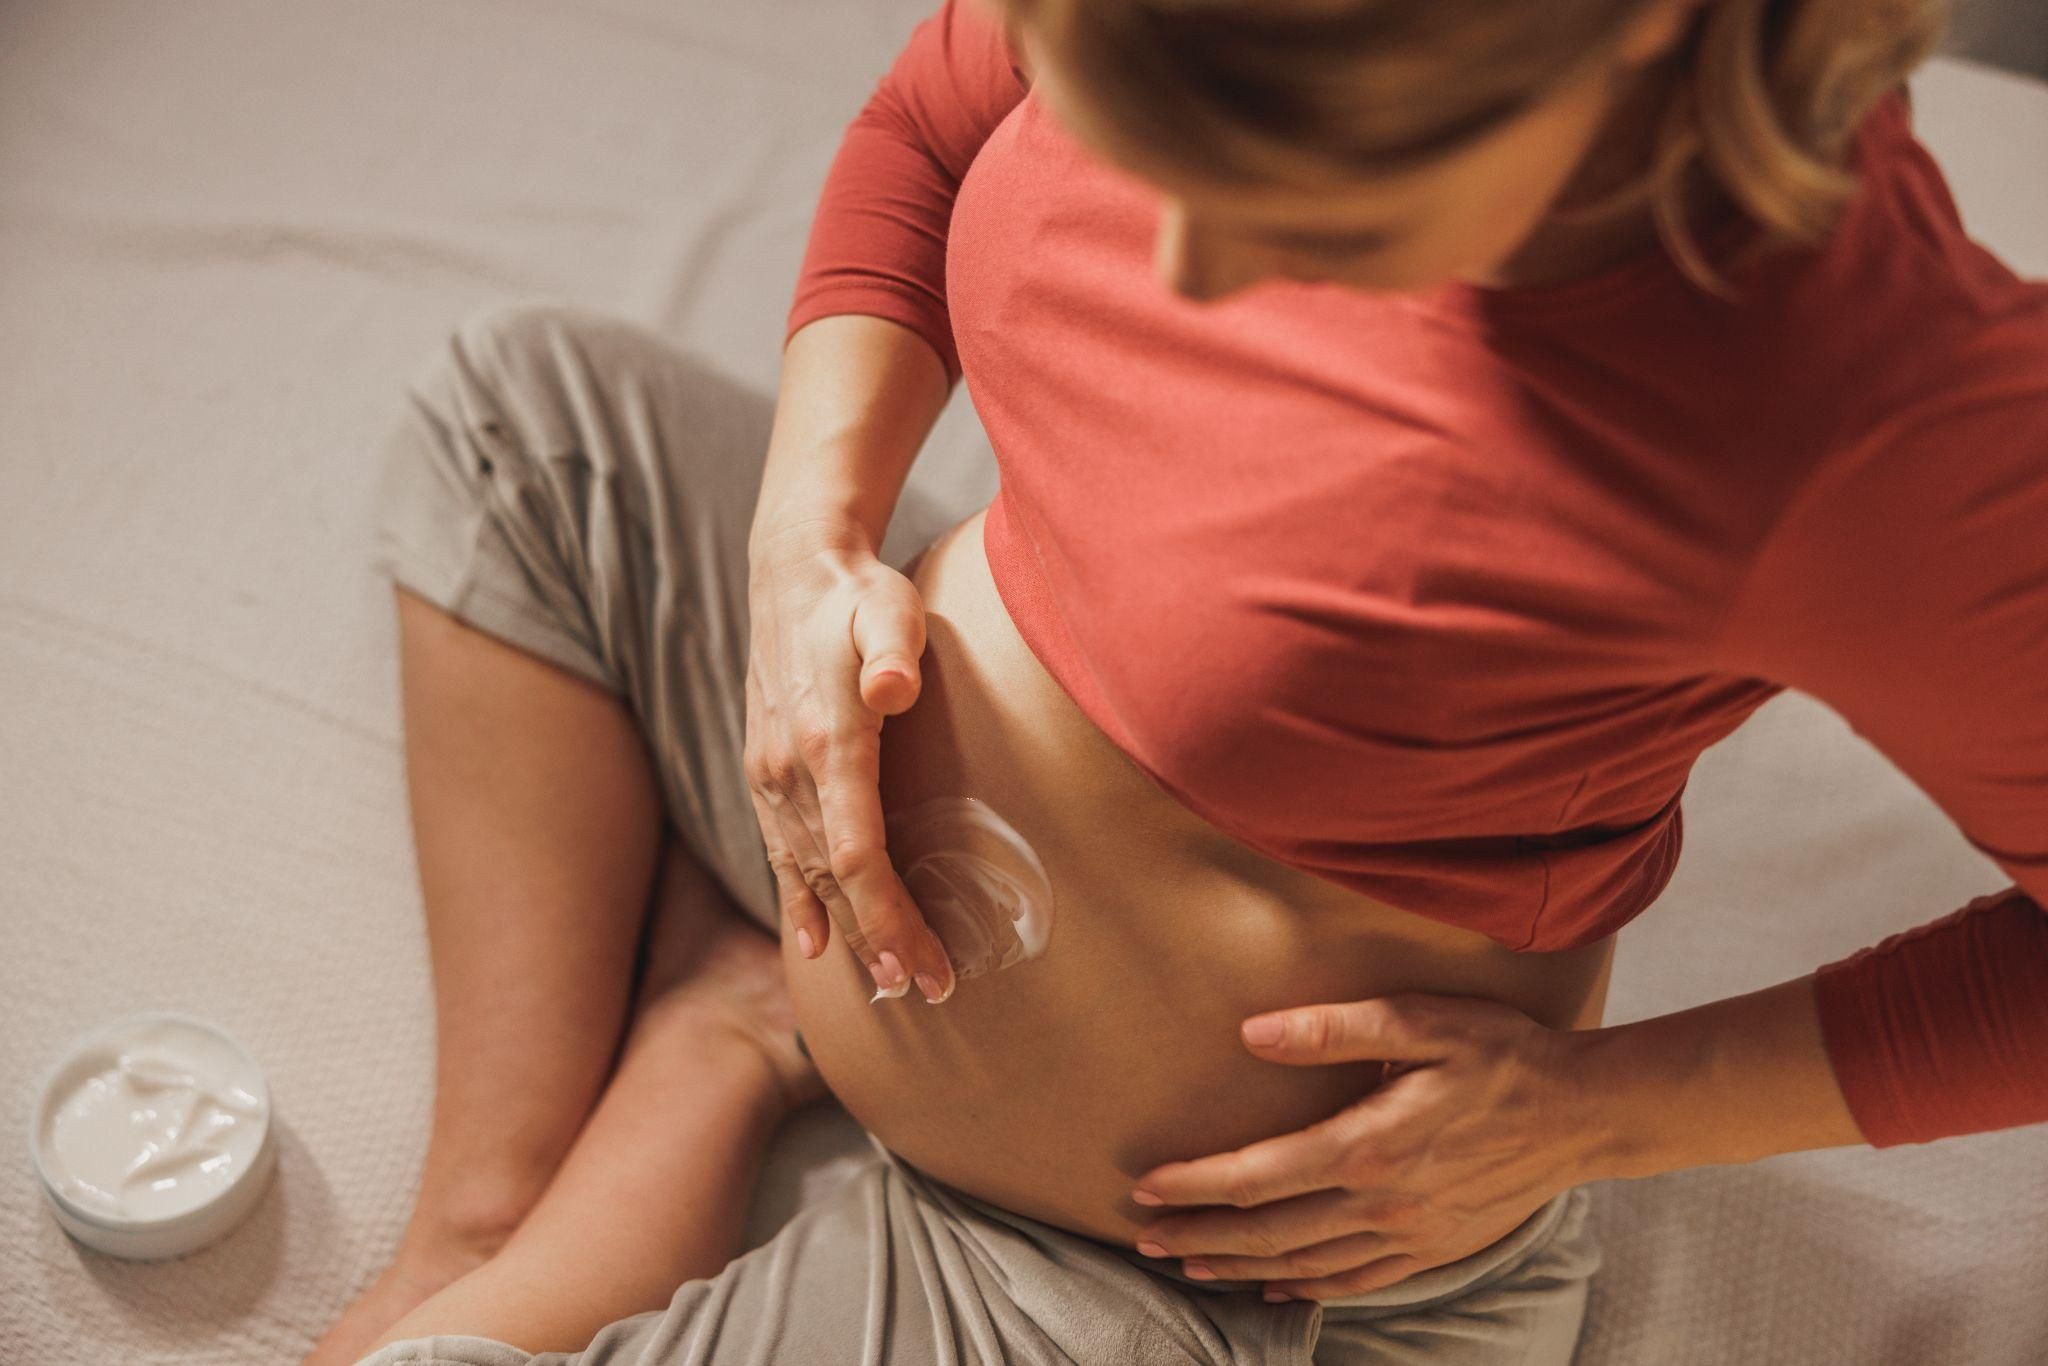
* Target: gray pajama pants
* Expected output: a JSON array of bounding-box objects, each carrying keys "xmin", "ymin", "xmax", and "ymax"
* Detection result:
[{"xmin": 359, "ymin": 302, "xmax": 1603, "ymax": 1366}]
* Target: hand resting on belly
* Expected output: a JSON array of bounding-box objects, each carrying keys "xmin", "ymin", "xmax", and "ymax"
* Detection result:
[{"xmin": 781, "ymin": 508, "xmax": 1616, "ymax": 1250}]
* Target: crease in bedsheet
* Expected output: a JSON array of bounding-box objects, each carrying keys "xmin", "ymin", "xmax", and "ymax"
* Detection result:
[
  {"xmin": 0, "ymin": 206, "xmax": 538, "ymax": 292},
  {"xmin": 4, "ymin": 152, "xmax": 795, "ymax": 321},
  {"xmin": 0, "ymin": 588, "xmax": 401, "ymax": 753},
  {"xmin": 635, "ymin": 147, "xmax": 791, "ymax": 327},
  {"xmin": 558, "ymin": 0, "xmax": 849, "ymax": 82}
]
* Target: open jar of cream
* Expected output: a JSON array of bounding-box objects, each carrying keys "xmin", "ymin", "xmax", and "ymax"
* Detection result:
[{"xmin": 29, "ymin": 1011, "xmax": 277, "ymax": 1259}]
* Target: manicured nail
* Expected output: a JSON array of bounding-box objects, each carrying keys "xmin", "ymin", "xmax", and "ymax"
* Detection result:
[
  {"xmin": 879, "ymin": 950, "xmax": 908, "ymax": 988},
  {"xmin": 1241, "ymin": 1016, "xmax": 1284, "ymax": 1046},
  {"xmin": 797, "ymin": 928, "xmax": 816, "ymax": 958},
  {"xmin": 1136, "ymin": 1240, "xmax": 1167, "ymax": 1258},
  {"xmin": 1263, "ymin": 1288, "xmax": 1293, "ymax": 1303},
  {"xmin": 1184, "ymin": 1263, "xmax": 1216, "ymax": 1281},
  {"xmin": 1131, "ymin": 1189, "xmax": 1164, "ymax": 1207},
  {"xmin": 915, "ymin": 972, "xmax": 946, "ymax": 1003},
  {"xmin": 868, "ymin": 958, "xmax": 910, "ymax": 1002}
]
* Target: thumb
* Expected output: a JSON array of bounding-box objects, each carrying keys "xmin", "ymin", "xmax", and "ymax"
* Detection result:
[
  {"xmin": 850, "ymin": 582, "xmax": 926, "ymax": 716},
  {"xmin": 1240, "ymin": 993, "xmax": 1455, "ymax": 1065}
]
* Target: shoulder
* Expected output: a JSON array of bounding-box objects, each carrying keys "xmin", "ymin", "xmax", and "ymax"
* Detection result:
[
  {"xmin": 997, "ymin": 8, "xmax": 1035, "ymax": 89},
  {"xmin": 1812, "ymin": 83, "xmax": 2041, "ymax": 335},
  {"xmin": 1707, "ymin": 335, "xmax": 2048, "ymax": 708},
  {"xmin": 943, "ymin": 0, "xmax": 1032, "ymax": 93},
  {"xmin": 1762, "ymin": 95, "xmax": 2048, "ymax": 551}
]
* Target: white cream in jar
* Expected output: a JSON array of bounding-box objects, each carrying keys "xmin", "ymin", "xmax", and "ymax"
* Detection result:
[
  {"xmin": 872, "ymin": 796, "xmax": 1056, "ymax": 1002},
  {"xmin": 31, "ymin": 1012, "xmax": 276, "ymax": 1258}
]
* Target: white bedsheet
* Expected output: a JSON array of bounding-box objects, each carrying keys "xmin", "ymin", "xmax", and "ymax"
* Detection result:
[{"xmin": 1, "ymin": 2, "xmax": 2042, "ymax": 1360}]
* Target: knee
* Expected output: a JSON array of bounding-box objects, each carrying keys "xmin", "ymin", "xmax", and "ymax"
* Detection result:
[
  {"xmin": 378, "ymin": 300, "xmax": 750, "ymax": 545},
  {"xmin": 371, "ymin": 303, "xmax": 601, "ymax": 561},
  {"xmin": 449, "ymin": 300, "xmax": 598, "ymax": 380},
  {"xmin": 425, "ymin": 302, "xmax": 709, "ymax": 465},
  {"xmin": 436, "ymin": 301, "xmax": 605, "ymax": 429},
  {"xmin": 388, "ymin": 300, "xmax": 624, "ymax": 486}
]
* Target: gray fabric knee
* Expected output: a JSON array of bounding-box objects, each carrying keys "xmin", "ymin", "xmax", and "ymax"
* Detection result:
[{"xmin": 367, "ymin": 303, "xmax": 625, "ymax": 697}]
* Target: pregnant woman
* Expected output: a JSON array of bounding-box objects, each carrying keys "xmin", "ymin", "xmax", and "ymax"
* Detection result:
[{"xmin": 313, "ymin": 0, "xmax": 2048, "ymax": 1362}]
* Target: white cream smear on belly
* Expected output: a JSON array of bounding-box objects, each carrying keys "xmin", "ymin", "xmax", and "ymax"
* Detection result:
[
  {"xmin": 876, "ymin": 796, "xmax": 1056, "ymax": 1000},
  {"xmin": 45, "ymin": 1018, "xmax": 267, "ymax": 1222}
]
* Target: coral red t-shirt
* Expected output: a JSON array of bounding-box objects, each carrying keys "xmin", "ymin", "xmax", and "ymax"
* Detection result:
[{"xmin": 786, "ymin": 0, "xmax": 2048, "ymax": 1150}]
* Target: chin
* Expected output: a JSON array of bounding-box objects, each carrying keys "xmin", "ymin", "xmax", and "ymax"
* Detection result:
[
  {"xmin": 1315, "ymin": 252, "xmax": 1509, "ymax": 295},
  {"xmin": 1306, "ymin": 266, "xmax": 1469, "ymax": 296}
]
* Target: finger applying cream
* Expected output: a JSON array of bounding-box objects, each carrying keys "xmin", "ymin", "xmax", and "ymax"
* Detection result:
[{"xmin": 872, "ymin": 796, "xmax": 1056, "ymax": 1004}]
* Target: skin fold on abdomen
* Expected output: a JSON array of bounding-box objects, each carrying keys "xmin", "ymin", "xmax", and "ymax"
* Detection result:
[{"xmin": 781, "ymin": 508, "xmax": 1616, "ymax": 1249}]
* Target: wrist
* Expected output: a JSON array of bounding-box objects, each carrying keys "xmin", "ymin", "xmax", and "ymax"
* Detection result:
[
  {"xmin": 1562, "ymin": 974, "xmax": 1867, "ymax": 1182},
  {"xmin": 750, "ymin": 431, "xmax": 903, "ymax": 567},
  {"xmin": 1561, "ymin": 1011, "xmax": 1716, "ymax": 1183},
  {"xmin": 747, "ymin": 504, "xmax": 881, "ymax": 570}
]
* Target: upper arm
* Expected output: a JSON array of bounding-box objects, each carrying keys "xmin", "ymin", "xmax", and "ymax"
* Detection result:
[
  {"xmin": 862, "ymin": 0, "xmax": 1032, "ymax": 180},
  {"xmin": 785, "ymin": 0, "xmax": 1032, "ymax": 384},
  {"xmin": 1706, "ymin": 326, "xmax": 2048, "ymax": 1146},
  {"xmin": 1708, "ymin": 359, "xmax": 2048, "ymax": 898}
]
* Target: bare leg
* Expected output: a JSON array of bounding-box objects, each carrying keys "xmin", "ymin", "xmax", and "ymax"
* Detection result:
[
  {"xmin": 363, "ymin": 831, "xmax": 823, "ymax": 1356},
  {"xmin": 305, "ymin": 587, "xmax": 670, "ymax": 1366}
]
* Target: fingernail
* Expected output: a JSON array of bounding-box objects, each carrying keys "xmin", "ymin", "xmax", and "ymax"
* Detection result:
[
  {"xmin": 868, "ymin": 958, "xmax": 910, "ymax": 1002},
  {"xmin": 1241, "ymin": 1016, "xmax": 1284, "ymax": 1046},
  {"xmin": 879, "ymin": 950, "xmax": 908, "ymax": 989},
  {"xmin": 1184, "ymin": 1263, "xmax": 1216, "ymax": 1281},
  {"xmin": 915, "ymin": 972, "xmax": 946, "ymax": 1004},
  {"xmin": 1263, "ymin": 1288, "xmax": 1293, "ymax": 1303},
  {"xmin": 1135, "ymin": 1240, "xmax": 1167, "ymax": 1258},
  {"xmin": 797, "ymin": 928, "xmax": 816, "ymax": 958},
  {"xmin": 1131, "ymin": 1189, "xmax": 1165, "ymax": 1207}
]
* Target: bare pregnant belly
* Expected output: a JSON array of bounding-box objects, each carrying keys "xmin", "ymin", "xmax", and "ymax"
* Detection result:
[{"xmin": 781, "ymin": 508, "xmax": 1616, "ymax": 1249}]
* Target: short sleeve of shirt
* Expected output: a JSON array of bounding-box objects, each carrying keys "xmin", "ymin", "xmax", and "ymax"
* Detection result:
[{"xmin": 784, "ymin": 0, "xmax": 1031, "ymax": 386}]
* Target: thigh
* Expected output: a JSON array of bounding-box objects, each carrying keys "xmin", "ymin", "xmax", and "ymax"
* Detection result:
[
  {"xmin": 374, "ymin": 301, "xmax": 994, "ymax": 936},
  {"xmin": 356, "ymin": 1143, "xmax": 1312, "ymax": 1366},
  {"xmin": 1307, "ymin": 1187, "xmax": 1603, "ymax": 1366},
  {"xmin": 372, "ymin": 302, "xmax": 790, "ymax": 930},
  {"xmin": 353, "ymin": 1153, "xmax": 1024, "ymax": 1366}
]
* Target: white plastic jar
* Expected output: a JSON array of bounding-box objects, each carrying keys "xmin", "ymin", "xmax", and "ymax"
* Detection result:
[{"xmin": 29, "ymin": 1011, "xmax": 278, "ymax": 1259}]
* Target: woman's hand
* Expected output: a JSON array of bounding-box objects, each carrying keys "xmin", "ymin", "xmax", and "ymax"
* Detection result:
[
  {"xmin": 1126, "ymin": 992, "xmax": 1607, "ymax": 1302},
  {"xmin": 743, "ymin": 515, "xmax": 955, "ymax": 1004}
]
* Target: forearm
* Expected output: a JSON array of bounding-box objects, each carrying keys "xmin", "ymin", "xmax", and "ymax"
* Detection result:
[
  {"xmin": 1569, "ymin": 972, "xmax": 1868, "ymax": 1182},
  {"xmin": 751, "ymin": 313, "xmax": 953, "ymax": 558}
]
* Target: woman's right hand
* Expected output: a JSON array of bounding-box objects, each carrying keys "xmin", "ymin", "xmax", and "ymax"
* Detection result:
[{"xmin": 744, "ymin": 516, "xmax": 957, "ymax": 1005}]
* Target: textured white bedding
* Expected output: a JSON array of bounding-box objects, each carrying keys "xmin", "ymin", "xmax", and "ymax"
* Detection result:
[{"xmin": 1, "ymin": 2, "xmax": 2043, "ymax": 1361}]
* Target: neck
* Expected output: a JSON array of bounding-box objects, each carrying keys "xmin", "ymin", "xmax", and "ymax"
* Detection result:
[{"xmin": 1482, "ymin": 54, "xmax": 1730, "ymax": 290}]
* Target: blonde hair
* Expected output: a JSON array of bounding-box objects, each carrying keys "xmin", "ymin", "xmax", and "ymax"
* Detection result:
[{"xmin": 994, "ymin": 0, "xmax": 1953, "ymax": 296}]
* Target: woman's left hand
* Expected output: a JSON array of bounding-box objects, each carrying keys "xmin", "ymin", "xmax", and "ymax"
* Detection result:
[{"xmin": 1126, "ymin": 992, "xmax": 1609, "ymax": 1303}]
